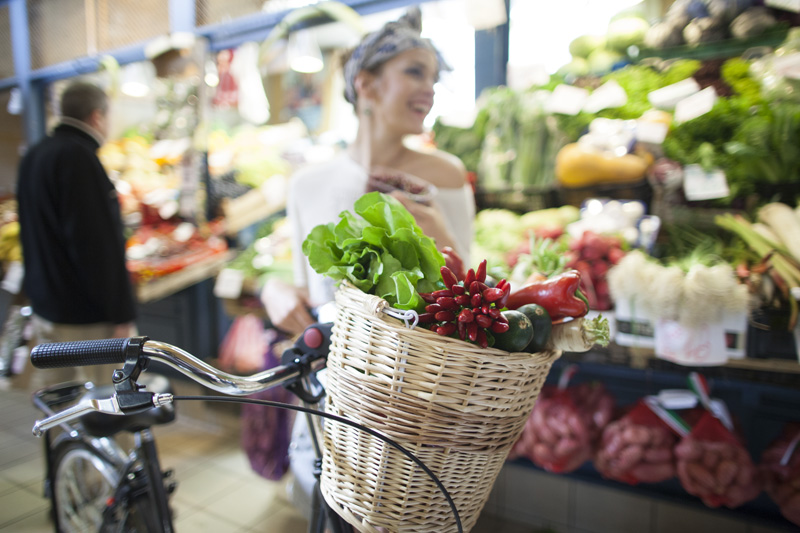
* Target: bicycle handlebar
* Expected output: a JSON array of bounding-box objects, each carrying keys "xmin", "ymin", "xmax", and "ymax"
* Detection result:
[
  {"xmin": 31, "ymin": 338, "xmax": 131, "ymax": 368},
  {"xmin": 31, "ymin": 323, "xmax": 332, "ymax": 397}
]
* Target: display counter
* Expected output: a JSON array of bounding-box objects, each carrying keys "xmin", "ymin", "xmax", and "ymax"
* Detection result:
[{"xmin": 136, "ymin": 250, "xmax": 235, "ymax": 304}]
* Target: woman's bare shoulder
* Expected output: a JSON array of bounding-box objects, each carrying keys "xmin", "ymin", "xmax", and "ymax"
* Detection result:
[{"xmin": 408, "ymin": 149, "xmax": 467, "ymax": 189}]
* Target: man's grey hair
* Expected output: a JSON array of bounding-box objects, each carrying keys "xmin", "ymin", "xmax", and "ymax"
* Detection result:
[{"xmin": 60, "ymin": 81, "xmax": 108, "ymax": 122}]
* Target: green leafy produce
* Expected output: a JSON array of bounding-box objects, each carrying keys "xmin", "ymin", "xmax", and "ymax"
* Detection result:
[
  {"xmin": 569, "ymin": 35, "xmax": 606, "ymax": 59},
  {"xmin": 662, "ymin": 57, "xmax": 800, "ymax": 205},
  {"xmin": 553, "ymin": 60, "xmax": 701, "ymax": 142},
  {"xmin": 431, "ymin": 120, "xmax": 484, "ymax": 174},
  {"xmin": 606, "ymin": 16, "xmax": 650, "ymax": 52},
  {"xmin": 226, "ymin": 214, "xmax": 294, "ymax": 285},
  {"xmin": 302, "ymin": 192, "xmax": 444, "ymax": 311},
  {"xmin": 510, "ymin": 90, "xmax": 569, "ymax": 188},
  {"xmin": 662, "ymin": 96, "xmax": 750, "ymax": 172},
  {"xmin": 587, "ymin": 49, "xmax": 625, "ymax": 75},
  {"xmin": 724, "ymin": 102, "xmax": 800, "ymax": 196},
  {"xmin": 721, "ymin": 57, "xmax": 763, "ymax": 107}
]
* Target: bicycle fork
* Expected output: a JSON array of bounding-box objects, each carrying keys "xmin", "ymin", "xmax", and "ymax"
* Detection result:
[{"xmin": 135, "ymin": 429, "xmax": 175, "ymax": 532}]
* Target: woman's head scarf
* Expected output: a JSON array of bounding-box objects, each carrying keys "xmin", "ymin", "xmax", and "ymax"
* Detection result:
[{"xmin": 343, "ymin": 7, "xmax": 450, "ymax": 105}]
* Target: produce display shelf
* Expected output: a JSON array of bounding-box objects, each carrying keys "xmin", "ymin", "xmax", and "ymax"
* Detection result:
[
  {"xmin": 136, "ymin": 251, "xmax": 235, "ymax": 304},
  {"xmin": 519, "ymin": 356, "xmax": 800, "ymax": 531},
  {"xmin": 474, "ymin": 185, "xmax": 561, "ymax": 213},
  {"xmin": 571, "ymin": 344, "xmax": 800, "ymax": 388},
  {"xmin": 221, "ymin": 188, "xmax": 285, "ymax": 236},
  {"xmin": 636, "ymin": 26, "xmax": 791, "ymax": 62},
  {"xmin": 509, "ymin": 458, "xmax": 795, "ymax": 531}
]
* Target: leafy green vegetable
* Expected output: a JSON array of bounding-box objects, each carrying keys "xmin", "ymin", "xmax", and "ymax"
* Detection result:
[
  {"xmin": 301, "ymin": 192, "xmax": 444, "ymax": 311},
  {"xmin": 552, "ymin": 60, "xmax": 702, "ymax": 142},
  {"xmin": 662, "ymin": 57, "xmax": 800, "ymax": 205}
]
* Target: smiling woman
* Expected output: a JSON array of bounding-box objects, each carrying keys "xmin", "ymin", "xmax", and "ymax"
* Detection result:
[{"xmin": 258, "ymin": 6, "xmax": 477, "ymax": 519}]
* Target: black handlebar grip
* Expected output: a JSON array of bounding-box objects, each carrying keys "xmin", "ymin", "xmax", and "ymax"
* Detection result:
[{"xmin": 30, "ymin": 337, "xmax": 144, "ymax": 369}]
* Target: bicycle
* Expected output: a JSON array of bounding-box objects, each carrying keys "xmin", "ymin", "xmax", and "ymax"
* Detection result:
[{"xmin": 30, "ymin": 324, "xmax": 462, "ymax": 533}]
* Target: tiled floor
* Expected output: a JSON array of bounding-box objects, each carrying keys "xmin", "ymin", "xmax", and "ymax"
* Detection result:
[{"xmin": 0, "ymin": 374, "xmax": 538, "ymax": 533}]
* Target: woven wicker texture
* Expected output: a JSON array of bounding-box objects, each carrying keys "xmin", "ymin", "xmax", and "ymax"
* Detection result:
[{"xmin": 320, "ymin": 282, "xmax": 561, "ymax": 532}]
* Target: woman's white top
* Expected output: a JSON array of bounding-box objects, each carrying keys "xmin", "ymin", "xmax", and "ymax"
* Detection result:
[{"xmin": 287, "ymin": 153, "xmax": 475, "ymax": 306}]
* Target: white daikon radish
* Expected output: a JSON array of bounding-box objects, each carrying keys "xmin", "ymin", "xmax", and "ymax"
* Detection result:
[
  {"xmin": 752, "ymin": 222, "xmax": 782, "ymax": 247},
  {"xmin": 758, "ymin": 203, "xmax": 800, "ymax": 263}
]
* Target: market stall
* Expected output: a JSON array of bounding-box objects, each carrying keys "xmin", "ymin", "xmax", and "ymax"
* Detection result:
[{"xmin": 3, "ymin": 0, "xmax": 800, "ymax": 531}]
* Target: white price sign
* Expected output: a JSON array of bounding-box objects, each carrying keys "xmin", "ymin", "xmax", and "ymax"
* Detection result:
[
  {"xmin": 683, "ymin": 164, "xmax": 730, "ymax": 201},
  {"xmin": 674, "ymin": 86, "xmax": 717, "ymax": 123},
  {"xmin": 213, "ymin": 268, "xmax": 245, "ymax": 300},
  {"xmin": 635, "ymin": 120, "xmax": 669, "ymax": 144},
  {"xmin": 546, "ymin": 84, "xmax": 589, "ymax": 116},
  {"xmin": 655, "ymin": 318, "xmax": 728, "ymax": 366},
  {"xmin": 766, "ymin": 0, "xmax": 800, "ymax": 12}
]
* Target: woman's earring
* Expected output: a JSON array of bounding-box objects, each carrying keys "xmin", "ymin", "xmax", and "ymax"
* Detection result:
[{"xmin": 363, "ymin": 107, "xmax": 372, "ymax": 116}]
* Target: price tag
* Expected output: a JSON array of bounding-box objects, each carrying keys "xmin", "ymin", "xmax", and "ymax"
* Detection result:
[
  {"xmin": 546, "ymin": 84, "xmax": 589, "ymax": 116},
  {"xmin": 213, "ymin": 268, "xmax": 245, "ymax": 300},
  {"xmin": 766, "ymin": 0, "xmax": 800, "ymax": 12},
  {"xmin": 674, "ymin": 86, "xmax": 717, "ymax": 123},
  {"xmin": 773, "ymin": 52, "xmax": 800, "ymax": 79},
  {"xmin": 1, "ymin": 261, "xmax": 23, "ymax": 294},
  {"xmin": 583, "ymin": 80, "xmax": 628, "ymax": 114},
  {"xmin": 654, "ymin": 318, "xmax": 728, "ymax": 366},
  {"xmin": 683, "ymin": 164, "xmax": 730, "ymax": 201},
  {"xmin": 648, "ymin": 78, "xmax": 700, "ymax": 109},
  {"xmin": 635, "ymin": 120, "xmax": 669, "ymax": 144}
]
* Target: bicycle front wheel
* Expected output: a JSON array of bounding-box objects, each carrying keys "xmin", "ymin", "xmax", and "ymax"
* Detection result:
[{"xmin": 52, "ymin": 439, "xmax": 121, "ymax": 533}]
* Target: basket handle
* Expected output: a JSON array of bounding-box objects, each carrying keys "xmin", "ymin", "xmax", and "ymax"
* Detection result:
[{"xmin": 362, "ymin": 293, "xmax": 419, "ymax": 329}]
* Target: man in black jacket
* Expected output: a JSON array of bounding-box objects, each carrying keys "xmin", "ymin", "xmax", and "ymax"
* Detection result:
[{"xmin": 17, "ymin": 81, "xmax": 137, "ymax": 384}]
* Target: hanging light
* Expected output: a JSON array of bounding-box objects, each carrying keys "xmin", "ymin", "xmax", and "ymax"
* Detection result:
[
  {"xmin": 288, "ymin": 29, "xmax": 324, "ymax": 73},
  {"xmin": 120, "ymin": 62, "xmax": 151, "ymax": 98}
]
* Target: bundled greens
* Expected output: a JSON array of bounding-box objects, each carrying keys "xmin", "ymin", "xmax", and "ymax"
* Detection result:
[
  {"xmin": 553, "ymin": 60, "xmax": 702, "ymax": 142},
  {"xmin": 302, "ymin": 192, "xmax": 444, "ymax": 311}
]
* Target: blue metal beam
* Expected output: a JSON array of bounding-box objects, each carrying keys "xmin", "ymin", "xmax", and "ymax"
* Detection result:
[
  {"xmin": 169, "ymin": 0, "xmax": 196, "ymax": 34},
  {"xmin": 474, "ymin": 0, "xmax": 509, "ymax": 99},
  {"xmin": 8, "ymin": 0, "xmax": 44, "ymax": 144},
  {"xmin": 201, "ymin": 0, "xmax": 433, "ymax": 52},
  {"xmin": 3, "ymin": 0, "xmax": 432, "ymax": 88},
  {"xmin": 26, "ymin": 43, "xmax": 148, "ymax": 84}
]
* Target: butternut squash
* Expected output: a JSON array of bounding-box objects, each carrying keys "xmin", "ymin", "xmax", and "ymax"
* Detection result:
[{"xmin": 555, "ymin": 143, "xmax": 652, "ymax": 188}]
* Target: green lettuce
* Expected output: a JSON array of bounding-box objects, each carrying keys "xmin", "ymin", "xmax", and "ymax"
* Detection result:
[{"xmin": 301, "ymin": 192, "xmax": 445, "ymax": 310}]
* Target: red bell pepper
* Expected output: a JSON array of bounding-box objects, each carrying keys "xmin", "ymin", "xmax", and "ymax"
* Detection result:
[{"xmin": 505, "ymin": 270, "xmax": 589, "ymax": 321}]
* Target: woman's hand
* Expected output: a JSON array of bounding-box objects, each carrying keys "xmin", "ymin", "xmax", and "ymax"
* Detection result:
[
  {"xmin": 260, "ymin": 278, "xmax": 315, "ymax": 335},
  {"xmin": 389, "ymin": 191, "xmax": 458, "ymax": 251}
]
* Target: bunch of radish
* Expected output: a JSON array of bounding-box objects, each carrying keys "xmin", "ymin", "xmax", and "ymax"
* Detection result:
[
  {"xmin": 511, "ymin": 381, "xmax": 614, "ymax": 473},
  {"xmin": 594, "ymin": 401, "xmax": 678, "ymax": 484},
  {"xmin": 675, "ymin": 412, "xmax": 762, "ymax": 508},
  {"xmin": 760, "ymin": 423, "xmax": 800, "ymax": 527},
  {"xmin": 565, "ymin": 230, "xmax": 626, "ymax": 311}
]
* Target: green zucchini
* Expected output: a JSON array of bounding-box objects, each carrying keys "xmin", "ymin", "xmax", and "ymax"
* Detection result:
[
  {"xmin": 493, "ymin": 310, "xmax": 534, "ymax": 353},
  {"xmin": 516, "ymin": 303, "xmax": 553, "ymax": 353}
]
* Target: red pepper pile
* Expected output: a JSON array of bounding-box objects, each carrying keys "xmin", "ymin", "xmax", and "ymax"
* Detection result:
[{"xmin": 419, "ymin": 260, "xmax": 512, "ymax": 348}]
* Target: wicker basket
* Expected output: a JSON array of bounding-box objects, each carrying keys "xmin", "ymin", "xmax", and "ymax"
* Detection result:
[{"xmin": 320, "ymin": 282, "xmax": 561, "ymax": 532}]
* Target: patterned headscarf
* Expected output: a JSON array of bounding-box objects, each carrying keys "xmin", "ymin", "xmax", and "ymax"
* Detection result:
[{"xmin": 343, "ymin": 7, "xmax": 450, "ymax": 105}]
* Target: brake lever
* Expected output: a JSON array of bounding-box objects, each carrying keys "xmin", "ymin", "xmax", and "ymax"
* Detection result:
[{"xmin": 32, "ymin": 391, "xmax": 173, "ymax": 437}]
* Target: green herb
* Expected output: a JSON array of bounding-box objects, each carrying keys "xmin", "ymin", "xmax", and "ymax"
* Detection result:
[{"xmin": 302, "ymin": 192, "xmax": 444, "ymax": 311}]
